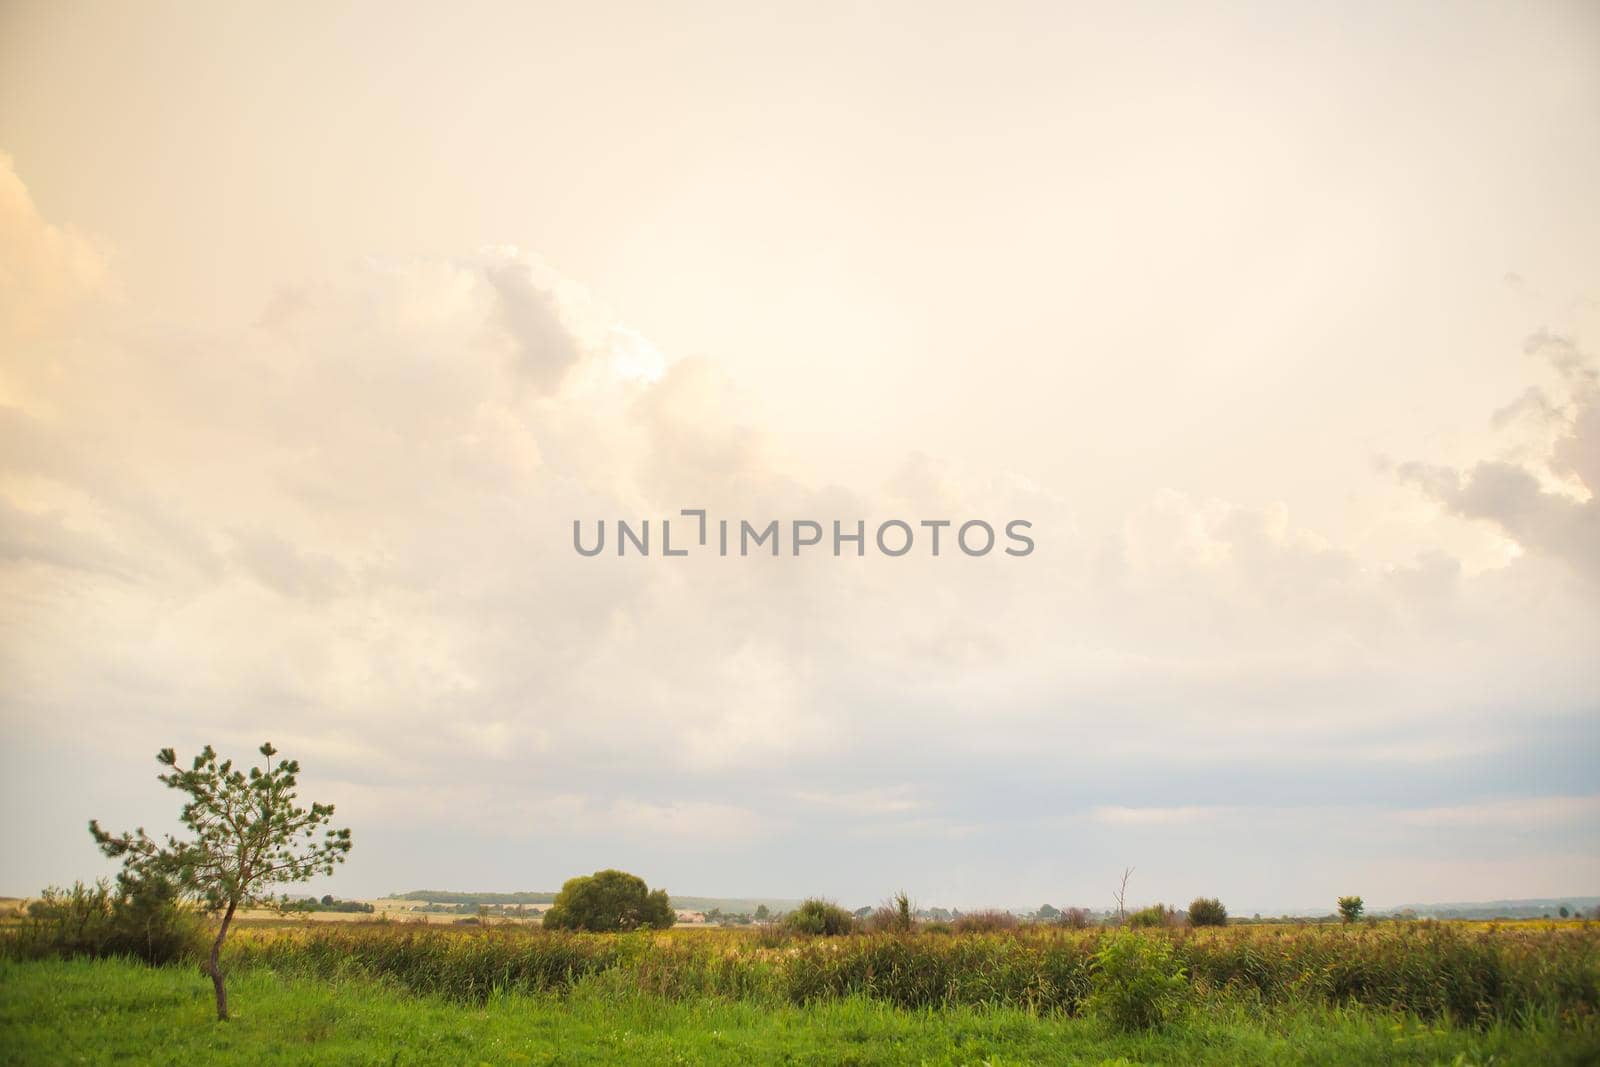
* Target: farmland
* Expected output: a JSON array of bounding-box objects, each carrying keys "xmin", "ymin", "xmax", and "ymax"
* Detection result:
[{"xmin": 3, "ymin": 916, "xmax": 1597, "ymax": 1064}]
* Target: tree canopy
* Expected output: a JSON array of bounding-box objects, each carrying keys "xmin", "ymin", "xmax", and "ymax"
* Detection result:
[
  {"xmin": 541, "ymin": 869, "xmax": 674, "ymax": 932},
  {"xmin": 1187, "ymin": 897, "xmax": 1228, "ymax": 926},
  {"xmin": 90, "ymin": 742, "xmax": 350, "ymax": 1020}
]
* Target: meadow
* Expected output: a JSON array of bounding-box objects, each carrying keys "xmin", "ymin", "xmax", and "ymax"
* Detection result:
[{"xmin": 3, "ymin": 916, "xmax": 1598, "ymax": 1064}]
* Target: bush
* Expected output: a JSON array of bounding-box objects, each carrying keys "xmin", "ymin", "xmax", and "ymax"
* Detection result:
[
  {"xmin": 1127, "ymin": 904, "xmax": 1174, "ymax": 929},
  {"xmin": 1187, "ymin": 897, "xmax": 1228, "ymax": 927},
  {"xmin": 1086, "ymin": 931, "xmax": 1188, "ymax": 1031},
  {"xmin": 785, "ymin": 898, "xmax": 855, "ymax": 936},
  {"xmin": 1059, "ymin": 907, "xmax": 1092, "ymax": 929},
  {"xmin": 953, "ymin": 910, "xmax": 1018, "ymax": 933},
  {"xmin": 865, "ymin": 892, "xmax": 916, "ymax": 933},
  {"xmin": 541, "ymin": 870, "xmax": 674, "ymax": 932},
  {"xmin": 8, "ymin": 877, "xmax": 206, "ymax": 966}
]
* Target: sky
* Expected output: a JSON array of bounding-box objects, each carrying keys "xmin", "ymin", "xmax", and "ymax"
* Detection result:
[{"xmin": 0, "ymin": 0, "xmax": 1596, "ymax": 913}]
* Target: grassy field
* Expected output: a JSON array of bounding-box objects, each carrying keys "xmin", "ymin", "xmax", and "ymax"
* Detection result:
[
  {"xmin": 4, "ymin": 956, "xmax": 1599, "ymax": 1066},
  {"xmin": 219, "ymin": 920, "xmax": 1599, "ymax": 1021},
  {"xmin": 3, "ymin": 920, "xmax": 1597, "ymax": 1064}
]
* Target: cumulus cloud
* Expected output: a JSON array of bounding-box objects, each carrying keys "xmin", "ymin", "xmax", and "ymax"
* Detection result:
[
  {"xmin": 484, "ymin": 254, "xmax": 585, "ymax": 393},
  {"xmin": 0, "ymin": 153, "xmax": 109, "ymax": 339},
  {"xmin": 1399, "ymin": 332, "xmax": 1598, "ymax": 583},
  {"xmin": 0, "ymin": 156, "xmax": 1595, "ymax": 905}
]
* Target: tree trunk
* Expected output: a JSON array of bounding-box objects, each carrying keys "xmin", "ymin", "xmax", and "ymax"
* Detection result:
[{"xmin": 207, "ymin": 899, "xmax": 238, "ymax": 1021}]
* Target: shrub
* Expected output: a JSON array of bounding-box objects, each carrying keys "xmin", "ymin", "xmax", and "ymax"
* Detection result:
[
  {"xmin": 785, "ymin": 898, "xmax": 855, "ymax": 936},
  {"xmin": 11, "ymin": 876, "xmax": 206, "ymax": 966},
  {"xmin": 953, "ymin": 910, "xmax": 1018, "ymax": 933},
  {"xmin": 865, "ymin": 891, "xmax": 916, "ymax": 933},
  {"xmin": 111, "ymin": 870, "xmax": 208, "ymax": 965},
  {"xmin": 1127, "ymin": 904, "xmax": 1173, "ymax": 929},
  {"xmin": 1059, "ymin": 907, "xmax": 1092, "ymax": 929},
  {"xmin": 894, "ymin": 891, "xmax": 914, "ymax": 933},
  {"xmin": 542, "ymin": 870, "xmax": 675, "ymax": 932},
  {"xmin": 1187, "ymin": 897, "xmax": 1228, "ymax": 927},
  {"xmin": 1086, "ymin": 931, "xmax": 1188, "ymax": 1031}
]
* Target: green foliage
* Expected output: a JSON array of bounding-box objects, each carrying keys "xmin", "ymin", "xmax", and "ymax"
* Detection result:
[
  {"xmin": 541, "ymin": 870, "xmax": 674, "ymax": 932},
  {"xmin": 1128, "ymin": 904, "xmax": 1172, "ymax": 929},
  {"xmin": 201, "ymin": 920, "xmax": 1600, "ymax": 1025},
  {"xmin": 1338, "ymin": 896, "xmax": 1365, "ymax": 924},
  {"xmin": 895, "ymin": 891, "xmax": 914, "ymax": 933},
  {"xmin": 866, "ymin": 891, "xmax": 917, "ymax": 933},
  {"xmin": 90, "ymin": 743, "xmax": 352, "ymax": 916},
  {"xmin": 10, "ymin": 957, "xmax": 1596, "ymax": 1067},
  {"xmin": 1086, "ymin": 931, "xmax": 1188, "ymax": 1031},
  {"xmin": 1188, "ymin": 897, "xmax": 1228, "ymax": 927},
  {"xmin": 280, "ymin": 896, "xmax": 375, "ymax": 914},
  {"xmin": 784, "ymin": 898, "xmax": 855, "ymax": 936},
  {"xmin": 87, "ymin": 741, "xmax": 351, "ymax": 1020},
  {"xmin": 9, "ymin": 877, "xmax": 207, "ymax": 966}
]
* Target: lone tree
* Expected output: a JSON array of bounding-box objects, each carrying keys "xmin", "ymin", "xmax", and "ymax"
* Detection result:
[
  {"xmin": 90, "ymin": 743, "xmax": 351, "ymax": 1021},
  {"xmin": 541, "ymin": 869, "xmax": 675, "ymax": 931},
  {"xmin": 1337, "ymin": 895, "xmax": 1365, "ymax": 924}
]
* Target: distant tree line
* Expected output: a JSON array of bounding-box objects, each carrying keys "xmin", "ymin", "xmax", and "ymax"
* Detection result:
[
  {"xmin": 279, "ymin": 895, "xmax": 375, "ymax": 914},
  {"xmin": 388, "ymin": 890, "xmax": 556, "ymax": 906}
]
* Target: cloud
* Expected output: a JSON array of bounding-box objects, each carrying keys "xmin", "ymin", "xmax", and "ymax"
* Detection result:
[
  {"xmin": 0, "ymin": 153, "xmax": 109, "ymax": 339},
  {"xmin": 0, "ymin": 496, "xmax": 132, "ymax": 578},
  {"xmin": 1092, "ymin": 806, "xmax": 1225, "ymax": 826},
  {"xmin": 791, "ymin": 785, "xmax": 921, "ymax": 816},
  {"xmin": 1399, "ymin": 332, "xmax": 1598, "ymax": 583},
  {"xmin": 484, "ymin": 253, "xmax": 584, "ymax": 393},
  {"xmin": 0, "ymin": 159, "xmax": 1595, "ymax": 905},
  {"xmin": 1391, "ymin": 795, "xmax": 1600, "ymax": 829}
]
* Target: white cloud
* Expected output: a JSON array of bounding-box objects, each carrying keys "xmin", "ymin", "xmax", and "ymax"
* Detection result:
[
  {"xmin": 0, "ymin": 153, "xmax": 1595, "ymax": 904},
  {"xmin": 1392, "ymin": 795, "xmax": 1600, "ymax": 829},
  {"xmin": 1092, "ymin": 806, "xmax": 1226, "ymax": 826},
  {"xmin": 792, "ymin": 785, "xmax": 921, "ymax": 816},
  {"xmin": 1399, "ymin": 332, "xmax": 1599, "ymax": 583},
  {"xmin": 0, "ymin": 152, "xmax": 109, "ymax": 341}
]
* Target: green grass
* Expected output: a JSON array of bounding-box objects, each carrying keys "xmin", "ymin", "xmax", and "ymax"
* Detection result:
[
  {"xmin": 3, "ymin": 958, "xmax": 1598, "ymax": 1066},
  {"xmin": 215, "ymin": 920, "xmax": 1600, "ymax": 1024}
]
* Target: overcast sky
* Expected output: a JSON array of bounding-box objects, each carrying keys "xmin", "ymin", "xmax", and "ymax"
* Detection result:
[{"xmin": 1, "ymin": 1, "xmax": 1596, "ymax": 912}]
